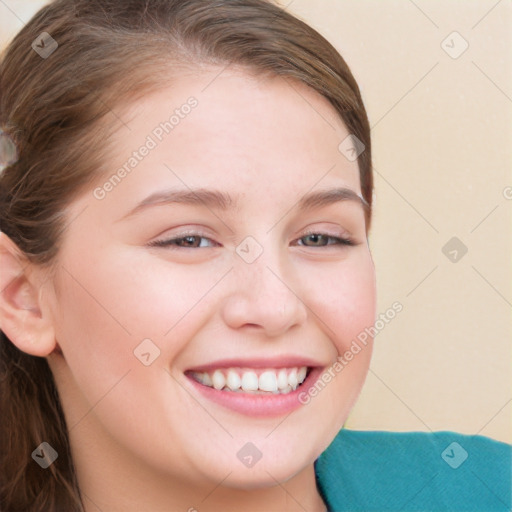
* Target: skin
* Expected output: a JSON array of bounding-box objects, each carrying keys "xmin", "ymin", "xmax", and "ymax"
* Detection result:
[{"xmin": 0, "ymin": 67, "xmax": 376, "ymax": 512}]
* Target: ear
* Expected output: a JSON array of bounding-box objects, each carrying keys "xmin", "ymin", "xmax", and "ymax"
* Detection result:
[{"xmin": 0, "ymin": 232, "xmax": 57, "ymax": 356}]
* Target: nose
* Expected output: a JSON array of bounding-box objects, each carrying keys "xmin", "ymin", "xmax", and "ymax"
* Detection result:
[{"xmin": 221, "ymin": 246, "xmax": 308, "ymax": 338}]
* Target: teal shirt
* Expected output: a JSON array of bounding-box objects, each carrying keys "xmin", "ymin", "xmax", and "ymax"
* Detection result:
[{"xmin": 314, "ymin": 429, "xmax": 511, "ymax": 511}]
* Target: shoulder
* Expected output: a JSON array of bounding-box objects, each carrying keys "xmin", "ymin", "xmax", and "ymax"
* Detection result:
[{"xmin": 314, "ymin": 429, "xmax": 511, "ymax": 512}]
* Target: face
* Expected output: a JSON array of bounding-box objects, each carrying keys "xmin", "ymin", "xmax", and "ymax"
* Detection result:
[{"xmin": 45, "ymin": 67, "xmax": 376, "ymax": 490}]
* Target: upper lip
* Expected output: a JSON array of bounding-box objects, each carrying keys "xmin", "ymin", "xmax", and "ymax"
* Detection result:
[{"xmin": 185, "ymin": 356, "xmax": 325, "ymax": 373}]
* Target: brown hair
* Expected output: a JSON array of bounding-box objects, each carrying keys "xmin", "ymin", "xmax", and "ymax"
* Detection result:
[{"xmin": 0, "ymin": 1, "xmax": 372, "ymax": 510}]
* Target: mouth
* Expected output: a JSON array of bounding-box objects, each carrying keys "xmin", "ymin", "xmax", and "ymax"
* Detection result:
[
  {"xmin": 183, "ymin": 357, "xmax": 325, "ymax": 417},
  {"xmin": 185, "ymin": 366, "xmax": 311, "ymax": 395}
]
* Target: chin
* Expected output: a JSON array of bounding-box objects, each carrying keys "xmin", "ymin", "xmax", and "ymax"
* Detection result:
[
  {"xmin": 194, "ymin": 439, "xmax": 317, "ymax": 490},
  {"xmin": 213, "ymin": 464, "xmax": 303, "ymax": 490}
]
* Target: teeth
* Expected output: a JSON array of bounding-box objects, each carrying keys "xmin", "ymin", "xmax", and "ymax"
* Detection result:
[
  {"xmin": 212, "ymin": 370, "xmax": 225, "ymax": 390},
  {"xmin": 202, "ymin": 372, "xmax": 213, "ymax": 387},
  {"xmin": 191, "ymin": 366, "xmax": 309, "ymax": 394},
  {"xmin": 259, "ymin": 371, "xmax": 278, "ymax": 392},
  {"xmin": 241, "ymin": 371, "xmax": 259, "ymax": 391},
  {"xmin": 288, "ymin": 368, "xmax": 298, "ymax": 389},
  {"xmin": 226, "ymin": 369, "xmax": 241, "ymax": 391},
  {"xmin": 277, "ymin": 369, "xmax": 288, "ymax": 389}
]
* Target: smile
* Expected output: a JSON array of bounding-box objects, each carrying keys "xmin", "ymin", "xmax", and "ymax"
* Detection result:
[{"xmin": 187, "ymin": 366, "xmax": 309, "ymax": 394}]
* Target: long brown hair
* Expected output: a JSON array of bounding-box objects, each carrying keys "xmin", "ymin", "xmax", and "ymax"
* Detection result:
[{"xmin": 0, "ymin": 1, "xmax": 373, "ymax": 510}]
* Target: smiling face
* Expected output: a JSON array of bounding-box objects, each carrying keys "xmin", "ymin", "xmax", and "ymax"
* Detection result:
[{"xmin": 44, "ymin": 67, "xmax": 376, "ymax": 501}]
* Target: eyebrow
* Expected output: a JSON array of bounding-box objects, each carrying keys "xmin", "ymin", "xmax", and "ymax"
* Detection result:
[{"xmin": 120, "ymin": 186, "xmax": 369, "ymax": 220}]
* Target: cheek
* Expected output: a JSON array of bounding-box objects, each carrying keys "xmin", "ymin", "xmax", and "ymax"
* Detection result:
[
  {"xmin": 52, "ymin": 247, "xmax": 227, "ymax": 376},
  {"xmin": 50, "ymin": 251, "xmax": 214, "ymax": 461},
  {"xmin": 289, "ymin": 250, "xmax": 376, "ymax": 450},
  {"xmin": 305, "ymin": 249, "xmax": 376, "ymax": 352}
]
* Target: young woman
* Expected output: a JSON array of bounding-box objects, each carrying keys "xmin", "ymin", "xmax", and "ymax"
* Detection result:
[{"xmin": 0, "ymin": 1, "xmax": 509, "ymax": 511}]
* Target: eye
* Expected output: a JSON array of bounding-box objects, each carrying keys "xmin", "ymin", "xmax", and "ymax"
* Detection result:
[
  {"xmin": 294, "ymin": 232, "xmax": 356, "ymax": 248},
  {"xmin": 148, "ymin": 234, "xmax": 219, "ymax": 249},
  {"xmin": 148, "ymin": 230, "xmax": 357, "ymax": 250}
]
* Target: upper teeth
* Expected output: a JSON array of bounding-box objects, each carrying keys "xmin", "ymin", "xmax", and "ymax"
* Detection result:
[{"xmin": 190, "ymin": 367, "xmax": 308, "ymax": 394}]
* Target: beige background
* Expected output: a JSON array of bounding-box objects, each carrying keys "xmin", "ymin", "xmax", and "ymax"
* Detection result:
[{"xmin": 1, "ymin": 1, "xmax": 510, "ymax": 444}]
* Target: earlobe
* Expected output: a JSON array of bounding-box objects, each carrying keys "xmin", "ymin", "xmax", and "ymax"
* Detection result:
[{"xmin": 0, "ymin": 232, "xmax": 57, "ymax": 357}]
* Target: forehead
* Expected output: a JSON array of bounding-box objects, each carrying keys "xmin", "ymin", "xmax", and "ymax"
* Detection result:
[{"xmin": 89, "ymin": 67, "xmax": 362, "ymax": 212}]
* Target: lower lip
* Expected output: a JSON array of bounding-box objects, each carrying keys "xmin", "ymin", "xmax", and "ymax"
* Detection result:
[{"xmin": 184, "ymin": 367, "xmax": 324, "ymax": 418}]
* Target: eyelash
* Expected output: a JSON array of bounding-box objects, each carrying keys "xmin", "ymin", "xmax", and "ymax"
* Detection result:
[{"xmin": 148, "ymin": 231, "xmax": 356, "ymax": 249}]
